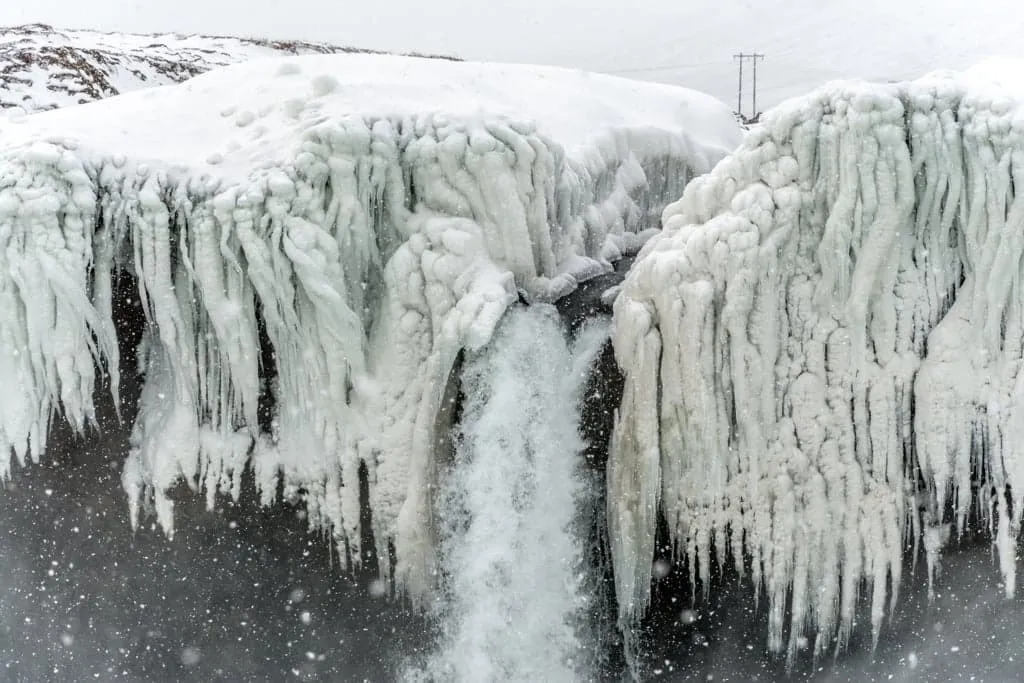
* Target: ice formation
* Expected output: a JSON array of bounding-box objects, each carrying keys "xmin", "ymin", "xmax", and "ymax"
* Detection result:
[
  {"xmin": 0, "ymin": 53, "xmax": 739, "ymax": 603},
  {"xmin": 611, "ymin": 68, "xmax": 1024, "ymax": 662}
]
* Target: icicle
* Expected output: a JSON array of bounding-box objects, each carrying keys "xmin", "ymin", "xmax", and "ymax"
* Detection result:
[
  {"xmin": 0, "ymin": 143, "xmax": 115, "ymax": 477},
  {"xmin": 607, "ymin": 299, "xmax": 662, "ymax": 624}
]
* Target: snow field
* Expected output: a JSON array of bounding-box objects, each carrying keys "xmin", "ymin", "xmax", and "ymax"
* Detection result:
[
  {"xmin": 611, "ymin": 68, "xmax": 1024, "ymax": 664},
  {"xmin": 0, "ymin": 53, "xmax": 740, "ymax": 605},
  {"xmin": 0, "ymin": 23, "xmax": 386, "ymax": 114}
]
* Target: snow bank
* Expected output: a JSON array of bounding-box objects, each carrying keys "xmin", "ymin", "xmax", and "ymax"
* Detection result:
[
  {"xmin": 0, "ymin": 53, "xmax": 739, "ymax": 600},
  {"xmin": 611, "ymin": 71, "xmax": 1024, "ymax": 662}
]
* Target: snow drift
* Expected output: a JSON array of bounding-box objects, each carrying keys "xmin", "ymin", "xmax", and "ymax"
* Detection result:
[
  {"xmin": 0, "ymin": 53, "xmax": 740, "ymax": 603},
  {"xmin": 611, "ymin": 66, "xmax": 1024, "ymax": 663}
]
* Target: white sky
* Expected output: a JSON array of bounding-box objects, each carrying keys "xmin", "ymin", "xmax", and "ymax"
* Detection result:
[{"xmin": 1, "ymin": 0, "xmax": 1021, "ymax": 110}]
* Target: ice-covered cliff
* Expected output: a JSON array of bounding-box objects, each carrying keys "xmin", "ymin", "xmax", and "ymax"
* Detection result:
[
  {"xmin": 0, "ymin": 52, "xmax": 740, "ymax": 605},
  {"xmin": 611, "ymin": 63, "xmax": 1024, "ymax": 663}
]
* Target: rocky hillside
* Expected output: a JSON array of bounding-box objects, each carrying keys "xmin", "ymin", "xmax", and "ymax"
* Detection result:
[{"xmin": 0, "ymin": 23, "xmax": 456, "ymax": 113}]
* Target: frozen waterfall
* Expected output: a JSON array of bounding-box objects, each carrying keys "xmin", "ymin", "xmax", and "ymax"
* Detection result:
[
  {"xmin": 412, "ymin": 305, "xmax": 608, "ymax": 682},
  {"xmin": 12, "ymin": 43, "xmax": 1024, "ymax": 676},
  {"xmin": 611, "ymin": 68, "xmax": 1024, "ymax": 665},
  {"xmin": 0, "ymin": 50, "xmax": 739, "ymax": 636}
]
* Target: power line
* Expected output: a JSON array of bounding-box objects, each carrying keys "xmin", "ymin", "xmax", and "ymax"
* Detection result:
[
  {"xmin": 602, "ymin": 54, "xmax": 769, "ymax": 117},
  {"xmin": 602, "ymin": 60, "xmax": 721, "ymax": 75}
]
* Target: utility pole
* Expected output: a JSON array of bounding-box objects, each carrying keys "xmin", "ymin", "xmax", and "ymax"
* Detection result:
[
  {"xmin": 733, "ymin": 52, "xmax": 765, "ymax": 119},
  {"xmin": 733, "ymin": 53, "xmax": 744, "ymax": 115},
  {"xmin": 752, "ymin": 53, "xmax": 763, "ymax": 117}
]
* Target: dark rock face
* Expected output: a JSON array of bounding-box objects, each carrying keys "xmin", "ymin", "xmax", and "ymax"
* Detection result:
[
  {"xmin": 554, "ymin": 258, "xmax": 633, "ymax": 337},
  {"xmin": 573, "ymin": 340, "xmax": 628, "ymax": 680}
]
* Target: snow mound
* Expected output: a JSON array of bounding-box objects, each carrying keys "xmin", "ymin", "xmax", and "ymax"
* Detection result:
[
  {"xmin": 611, "ymin": 71, "xmax": 1024, "ymax": 663},
  {"xmin": 0, "ymin": 23, "xmax": 456, "ymax": 114},
  {"xmin": 962, "ymin": 57, "xmax": 1024, "ymax": 98},
  {"xmin": 0, "ymin": 53, "xmax": 740, "ymax": 601}
]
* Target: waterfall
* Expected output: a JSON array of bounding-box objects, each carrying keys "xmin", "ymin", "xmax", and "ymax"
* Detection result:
[{"xmin": 411, "ymin": 305, "xmax": 610, "ymax": 682}]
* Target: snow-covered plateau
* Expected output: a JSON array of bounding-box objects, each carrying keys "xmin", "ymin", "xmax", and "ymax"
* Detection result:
[
  {"xmin": 0, "ymin": 51, "xmax": 740, "ymax": 612},
  {"xmin": 612, "ymin": 61, "xmax": 1024, "ymax": 664}
]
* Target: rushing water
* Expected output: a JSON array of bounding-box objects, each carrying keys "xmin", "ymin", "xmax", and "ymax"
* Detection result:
[{"xmin": 412, "ymin": 305, "xmax": 610, "ymax": 682}]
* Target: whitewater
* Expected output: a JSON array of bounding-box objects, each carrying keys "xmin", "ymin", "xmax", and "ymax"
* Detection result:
[{"xmin": 409, "ymin": 305, "xmax": 609, "ymax": 682}]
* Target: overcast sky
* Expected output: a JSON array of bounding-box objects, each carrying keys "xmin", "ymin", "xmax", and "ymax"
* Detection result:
[{"xmin": 1, "ymin": 0, "xmax": 1020, "ymax": 109}]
